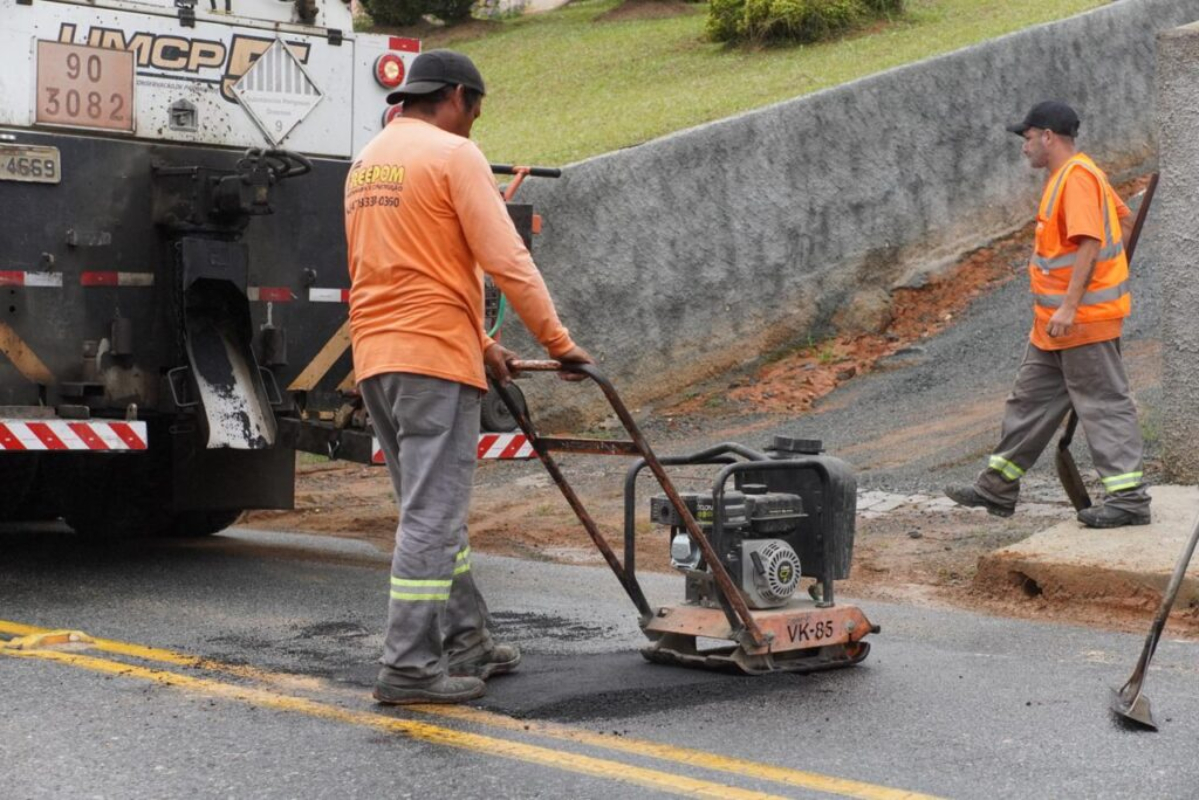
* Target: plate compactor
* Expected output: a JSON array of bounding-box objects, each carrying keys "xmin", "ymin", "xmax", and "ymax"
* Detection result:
[{"xmin": 493, "ymin": 361, "xmax": 878, "ymax": 675}]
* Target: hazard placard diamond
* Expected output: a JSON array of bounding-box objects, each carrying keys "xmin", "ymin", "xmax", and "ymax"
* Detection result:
[{"xmin": 233, "ymin": 39, "xmax": 323, "ymax": 146}]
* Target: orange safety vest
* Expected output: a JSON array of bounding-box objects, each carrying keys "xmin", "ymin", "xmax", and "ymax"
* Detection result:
[{"xmin": 1030, "ymin": 154, "xmax": 1130, "ymax": 324}]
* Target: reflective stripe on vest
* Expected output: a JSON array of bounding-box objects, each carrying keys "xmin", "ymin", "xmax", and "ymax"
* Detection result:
[
  {"xmin": 1034, "ymin": 279, "xmax": 1129, "ymax": 308},
  {"xmin": 1031, "ymin": 241, "xmax": 1124, "ymax": 273}
]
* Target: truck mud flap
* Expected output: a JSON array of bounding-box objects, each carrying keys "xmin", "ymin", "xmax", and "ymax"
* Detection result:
[{"xmin": 182, "ymin": 251, "xmax": 277, "ymax": 450}]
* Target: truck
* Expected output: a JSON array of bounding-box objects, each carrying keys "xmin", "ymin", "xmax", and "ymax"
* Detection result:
[{"xmin": 0, "ymin": 0, "xmax": 534, "ymax": 538}]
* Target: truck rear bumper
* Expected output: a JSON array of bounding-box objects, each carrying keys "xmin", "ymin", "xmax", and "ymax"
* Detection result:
[{"xmin": 0, "ymin": 418, "xmax": 148, "ymax": 452}]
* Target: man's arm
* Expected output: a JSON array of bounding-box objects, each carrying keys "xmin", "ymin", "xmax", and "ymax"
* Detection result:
[
  {"xmin": 448, "ymin": 143, "xmax": 574, "ymax": 354},
  {"xmin": 1046, "ymin": 235, "xmax": 1100, "ymax": 338},
  {"xmin": 449, "ymin": 143, "xmax": 594, "ymax": 381}
]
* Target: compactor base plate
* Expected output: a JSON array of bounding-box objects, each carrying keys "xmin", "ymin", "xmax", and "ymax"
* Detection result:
[{"xmin": 641, "ymin": 600, "xmax": 877, "ymax": 675}]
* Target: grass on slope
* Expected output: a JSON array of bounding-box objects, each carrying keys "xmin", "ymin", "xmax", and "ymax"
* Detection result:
[{"xmin": 387, "ymin": 0, "xmax": 1106, "ymax": 167}]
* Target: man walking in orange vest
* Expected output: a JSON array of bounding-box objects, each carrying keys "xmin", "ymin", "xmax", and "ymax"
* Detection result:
[{"xmin": 945, "ymin": 101, "xmax": 1150, "ymax": 528}]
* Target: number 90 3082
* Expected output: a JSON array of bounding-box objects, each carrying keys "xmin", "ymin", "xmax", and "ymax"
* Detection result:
[{"xmin": 35, "ymin": 40, "xmax": 135, "ymax": 134}]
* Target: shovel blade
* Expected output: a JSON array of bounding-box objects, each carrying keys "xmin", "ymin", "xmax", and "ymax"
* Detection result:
[
  {"xmin": 1111, "ymin": 685, "xmax": 1157, "ymax": 731},
  {"xmin": 1054, "ymin": 447, "xmax": 1092, "ymax": 511}
]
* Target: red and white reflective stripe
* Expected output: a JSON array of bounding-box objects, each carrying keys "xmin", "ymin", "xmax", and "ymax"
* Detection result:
[
  {"xmin": 0, "ymin": 420, "xmax": 148, "ymax": 451},
  {"xmin": 247, "ymin": 286, "xmax": 296, "ymax": 302},
  {"xmin": 309, "ymin": 288, "xmax": 350, "ymax": 303},
  {"xmin": 477, "ymin": 433, "xmax": 535, "ymax": 460},
  {"xmin": 80, "ymin": 272, "xmax": 154, "ymax": 287},
  {"xmin": 0, "ymin": 271, "xmax": 63, "ymax": 287},
  {"xmin": 369, "ymin": 433, "xmax": 535, "ymax": 465}
]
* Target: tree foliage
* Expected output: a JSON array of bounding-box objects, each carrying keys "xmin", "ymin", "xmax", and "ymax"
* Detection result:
[
  {"xmin": 707, "ymin": 0, "xmax": 904, "ymax": 45},
  {"xmin": 362, "ymin": 0, "xmax": 477, "ymax": 26}
]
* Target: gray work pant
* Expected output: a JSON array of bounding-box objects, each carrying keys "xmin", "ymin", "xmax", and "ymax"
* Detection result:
[
  {"xmin": 360, "ymin": 373, "xmax": 493, "ymax": 684},
  {"xmin": 975, "ymin": 340, "xmax": 1150, "ymax": 513}
]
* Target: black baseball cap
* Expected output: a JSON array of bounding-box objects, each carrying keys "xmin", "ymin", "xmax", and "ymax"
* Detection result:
[
  {"xmin": 386, "ymin": 50, "xmax": 486, "ymax": 105},
  {"xmin": 1006, "ymin": 101, "xmax": 1081, "ymax": 137}
]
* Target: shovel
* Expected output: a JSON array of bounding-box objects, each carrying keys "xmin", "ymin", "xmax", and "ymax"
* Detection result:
[
  {"xmin": 1055, "ymin": 411, "xmax": 1091, "ymax": 511},
  {"xmin": 1111, "ymin": 518, "xmax": 1199, "ymax": 731},
  {"xmin": 1055, "ymin": 173, "xmax": 1159, "ymax": 508}
]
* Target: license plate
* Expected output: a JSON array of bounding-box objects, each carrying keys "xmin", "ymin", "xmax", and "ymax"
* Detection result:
[
  {"xmin": 35, "ymin": 40, "xmax": 135, "ymax": 134},
  {"xmin": 0, "ymin": 144, "xmax": 61, "ymax": 185}
]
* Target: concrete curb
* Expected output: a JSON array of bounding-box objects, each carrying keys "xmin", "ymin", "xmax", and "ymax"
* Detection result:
[{"xmin": 975, "ymin": 485, "xmax": 1199, "ymax": 614}]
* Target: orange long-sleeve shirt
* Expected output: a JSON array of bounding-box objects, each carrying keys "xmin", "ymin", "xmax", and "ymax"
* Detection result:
[{"xmin": 345, "ymin": 118, "xmax": 575, "ymax": 391}]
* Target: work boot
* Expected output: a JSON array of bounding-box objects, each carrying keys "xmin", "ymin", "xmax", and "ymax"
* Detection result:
[
  {"xmin": 1077, "ymin": 504, "xmax": 1150, "ymax": 529},
  {"xmin": 449, "ymin": 644, "xmax": 521, "ymax": 680},
  {"xmin": 944, "ymin": 484, "xmax": 1015, "ymax": 518},
  {"xmin": 373, "ymin": 672, "xmax": 486, "ymax": 705}
]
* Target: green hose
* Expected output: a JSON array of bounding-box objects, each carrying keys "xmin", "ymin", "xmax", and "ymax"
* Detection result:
[{"xmin": 487, "ymin": 293, "xmax": 508, "ymax": 338}]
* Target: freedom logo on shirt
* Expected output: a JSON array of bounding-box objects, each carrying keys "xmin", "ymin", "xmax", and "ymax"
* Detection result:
[{"xmin": 348, "ymin": 163, "xmax": 406, "ymax": 189}]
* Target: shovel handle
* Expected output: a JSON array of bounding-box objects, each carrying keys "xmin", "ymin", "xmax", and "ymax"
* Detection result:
[
  {"xmin": 1122, "ymin": 518, "xmax": 1199, "ymax": 690},
  {"xmin": 1123, "ymin": 172, "xmax": 1158, "ymax": 264}
]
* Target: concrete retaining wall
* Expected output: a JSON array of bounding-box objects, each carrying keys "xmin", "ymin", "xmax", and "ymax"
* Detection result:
[
  {"xmin": 1148, "ymin": 23, "xmax": 1199, "ymax": 483},
  {"xmin": 508, "ymin": 0, "xmax": 1196, "ymax": 424}
]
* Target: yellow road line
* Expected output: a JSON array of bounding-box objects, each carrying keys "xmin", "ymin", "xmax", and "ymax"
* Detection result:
[
  {"xmin": 412, "ymin": 705, "xmax": 938, "ymax": 800},
  {"xmin": 0, "ymin": 646, "xmax": 785, "ymax": 800},
  {"xmin": 0, "ymin": 620, "xmax": 943, "ymax": 800}
]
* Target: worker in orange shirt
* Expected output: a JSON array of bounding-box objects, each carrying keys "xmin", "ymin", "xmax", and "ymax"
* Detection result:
[
  {"xmin": 945, "ymin": 101, "xmax": 1150, "ymax": 528},
  {"xmin": 345, "ymin": 50, "xmax": 593, "ymax": 704}
]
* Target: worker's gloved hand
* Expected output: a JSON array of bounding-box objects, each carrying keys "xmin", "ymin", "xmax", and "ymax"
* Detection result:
[
  {"xmin": 484, "ymin": 342, "xmax": 519, "ymax": 386},
  {"xmin": 555, "ymin": 345, "xmax": 594, "ymax": 382}
]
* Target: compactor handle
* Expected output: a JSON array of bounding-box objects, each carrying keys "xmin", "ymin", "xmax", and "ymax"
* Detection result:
[
  {"xmin": 493, "ymin": 358, "xmax": 768, "ymax": 646},
  {"xmin": 507, "ymin": 359, "xmax": 569, "ymax": 372},
  {"xmin": 491, "ymin": 164, "xmax": 562, "ymax": 178}
]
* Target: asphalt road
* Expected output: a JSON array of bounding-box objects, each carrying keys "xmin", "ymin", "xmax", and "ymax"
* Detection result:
[{"xmin": 2, "ymin": 524, "xmax": 1196, "ymax": 799}]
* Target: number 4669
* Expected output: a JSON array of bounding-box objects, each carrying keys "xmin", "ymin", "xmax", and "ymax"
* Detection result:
[{"xmin": 4, "ymin": 156, "xmax": 56, "ymax": 179}]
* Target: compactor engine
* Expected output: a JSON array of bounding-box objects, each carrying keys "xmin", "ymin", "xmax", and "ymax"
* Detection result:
[{"xmin": 651, "ymin": 486, "xmax": 805, "ymax": 609}]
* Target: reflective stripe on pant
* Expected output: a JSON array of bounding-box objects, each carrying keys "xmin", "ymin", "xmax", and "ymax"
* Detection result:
[
  {"xmin": 361, "ymin": 373, "xmax": 493, "ymax": 684},
  {"xmin": 975, "ymin": 340, "xmax": 1150, "ymax": 513}
]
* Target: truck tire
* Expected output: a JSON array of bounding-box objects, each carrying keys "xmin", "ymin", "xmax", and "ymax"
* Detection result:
[
  {"xmin": 481, "ymin": 382, "xmax": 526, "ymax": 433},
  {"xmin": 0, "ymin": 454, "xmax": 44, "ymax": 521},
  {"xmin": 61, "ymin": 457, "xmax": 238, "ymax": 539},
  {"xmin": 161, "ymin": 510, "xmax": 242, "ymax": 538}
]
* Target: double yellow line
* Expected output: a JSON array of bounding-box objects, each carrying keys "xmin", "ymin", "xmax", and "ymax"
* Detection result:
[{"xmin": 0, "ymin": 620, "xmax": 940, "ymax": 800}]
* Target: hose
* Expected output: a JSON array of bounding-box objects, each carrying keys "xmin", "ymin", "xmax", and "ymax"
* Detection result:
[{"xmin": 487, "ymin": 293, "xmax": 508, "ymax": 338}]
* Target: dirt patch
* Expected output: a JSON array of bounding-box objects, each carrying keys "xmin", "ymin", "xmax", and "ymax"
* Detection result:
[
  {"xmin": 595, "ymin": 0, "xmax": 700, "ymax": 22},
  {"xmin": 247, "ymin": 462, "xmax": 1196, "ymax": 637},
  {"xmin": 662, "ymin": 174, "xmax": 1154, "ymax": 419},
  {"xmin": 662, "ymin": 224, "xmax": 1033, "ymax": 417}
]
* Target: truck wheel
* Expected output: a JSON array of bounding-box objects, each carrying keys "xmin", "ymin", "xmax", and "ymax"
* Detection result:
[
  {"xmin": 0, "ymin": 454, "xmax": 44, "ymax": 521},
  {"xmin": 63, "ymin": 501, "xmax": 170, "ymax": 540},
  {"xmin": 480, "ymin": 383, "xmax": 526, "ymax": 432},
  {"xmin": 58, "ymin": 454, "xmax": 164, "ymax": 539},
  {"xmin": 161, "ymin": 510, "xmax": 242, "ymax": 538}
]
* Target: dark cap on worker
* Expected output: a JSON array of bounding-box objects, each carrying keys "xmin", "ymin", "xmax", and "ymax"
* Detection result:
[
  {"xmin": 1006, "ymin": 101, "xmax": 1080, "ymax": 137},
  {"xmin": 386, "ymin": 50, "xmax": 486, "ymax": 105}
]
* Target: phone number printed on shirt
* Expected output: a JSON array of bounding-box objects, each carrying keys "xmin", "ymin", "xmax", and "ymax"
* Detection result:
[{"xmin": 346, "ymin": 194, "xmax": 401, "ymax": 214}]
